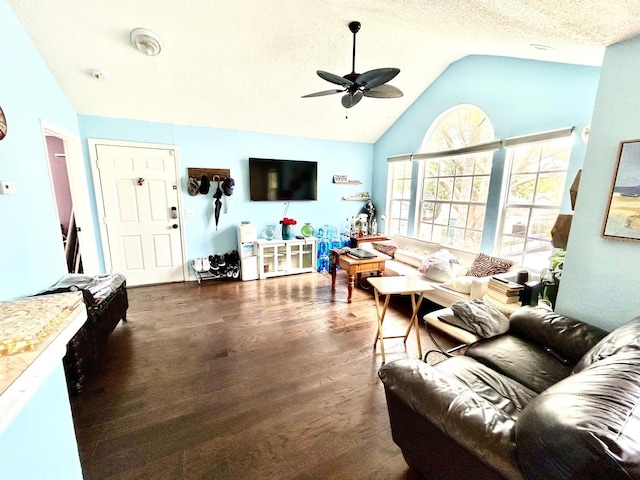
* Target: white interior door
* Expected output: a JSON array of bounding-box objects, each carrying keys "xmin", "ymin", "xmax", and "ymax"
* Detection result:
[{"xmin": 93, "ymin": 143, "xmax": 185, "ymax": 286}]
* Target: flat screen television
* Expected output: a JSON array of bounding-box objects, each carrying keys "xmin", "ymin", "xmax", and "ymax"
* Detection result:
[{"xmin": 249, "ymin": 157, "xmax": 317, "ymax": 201}]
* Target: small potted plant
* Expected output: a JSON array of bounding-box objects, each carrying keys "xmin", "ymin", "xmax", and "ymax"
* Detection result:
[{"xmin": 541, "ymin": 250, "xmax": 565, "ymax": 308}]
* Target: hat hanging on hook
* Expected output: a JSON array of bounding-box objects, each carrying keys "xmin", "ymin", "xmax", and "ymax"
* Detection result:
[
  {"xmin": 222, "ymin": 177, "xmax": 235, "ymax": 196},
  {"xmin": 199, "ymin": 175, "xmax": 210, "ymax": 194}
]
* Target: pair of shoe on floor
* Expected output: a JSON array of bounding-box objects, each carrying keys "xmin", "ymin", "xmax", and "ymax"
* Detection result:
[
  {"xmin": 193, "ymin": 255, "xmax": 223, "ymax": 272},
  {"xmin": 193, "ymin": 257, "xmax": 210, "ymax": 272}
]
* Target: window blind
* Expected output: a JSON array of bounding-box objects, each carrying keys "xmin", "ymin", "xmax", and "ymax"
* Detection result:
[
  {"xmin": 386, "ymin": 153, "xmax": 412, "ymax": 163},
  {"xmin": 411, "ymin": 139, "xmax": 502, "ymax": 161},
  {"xmin": 503, "ymin": 127, "xmax": 574, "ymax": 147}
]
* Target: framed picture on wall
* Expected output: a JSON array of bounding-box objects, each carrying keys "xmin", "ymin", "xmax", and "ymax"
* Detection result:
[{"xmin": 602, "ymin": 139, "xmax": 640, "ymax": 241}]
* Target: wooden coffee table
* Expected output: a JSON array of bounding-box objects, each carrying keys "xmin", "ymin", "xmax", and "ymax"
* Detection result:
[{"xmin": 331, "ymin": 252, "xmax": 390, "ymax": 303}]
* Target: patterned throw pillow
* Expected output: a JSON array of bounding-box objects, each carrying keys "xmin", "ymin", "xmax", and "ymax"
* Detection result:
[
  {"xmin": 468, "ymin": 252, "xmax": 514, "ymax": 277},
  {"xmin": 372, "ymin": 242, "xmax": 397, "ymax": 258}
]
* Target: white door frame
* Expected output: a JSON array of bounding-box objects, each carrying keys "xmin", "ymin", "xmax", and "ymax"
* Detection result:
[
  {"xmin": 88, "ymin": 138, "xmax": 188, "ymax": 282},
  {"xmin": 40, "ymin": 120, "xmax": 100, "ymax": 274}
]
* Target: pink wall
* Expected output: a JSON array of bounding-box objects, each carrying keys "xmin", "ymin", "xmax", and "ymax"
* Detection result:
[{"xmin": 46, "ymin": 135, "xmax": 72, "ymax": 236}]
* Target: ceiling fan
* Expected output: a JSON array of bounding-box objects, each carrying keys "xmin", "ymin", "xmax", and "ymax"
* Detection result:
[{"xmin": 302, "ymin": 21, "xmax": 403, "ymax": 109}]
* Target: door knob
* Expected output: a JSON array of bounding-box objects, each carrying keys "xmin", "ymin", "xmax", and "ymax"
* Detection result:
[{"xmin": 172, "ymin": 224, "xmax": 179, "ymax": 229}]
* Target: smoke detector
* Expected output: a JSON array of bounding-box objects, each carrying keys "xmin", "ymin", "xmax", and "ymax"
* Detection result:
[{"xmin": 91, "ymin": 69, "xmax": 108, "ymax": 80}]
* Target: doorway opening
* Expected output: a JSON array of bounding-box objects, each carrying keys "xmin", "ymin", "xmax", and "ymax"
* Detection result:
[
  {"xmin": 41, "ymin": 121, "xmax": 100, "ymax": 274},
  {"xmin": 45, "ymin": 135, "xmax": 81, "ymax": 272}
]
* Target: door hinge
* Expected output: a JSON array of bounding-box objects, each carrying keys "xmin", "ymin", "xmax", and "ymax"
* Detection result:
[{"xmin": 102, "ymin": 216, "xmax": 108, "ymax": 225}]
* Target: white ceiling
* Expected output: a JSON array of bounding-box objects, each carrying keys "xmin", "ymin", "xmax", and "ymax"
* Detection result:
[{"xmin": 9, "ymin": 0, "xmax": 640, "ymax": 143}]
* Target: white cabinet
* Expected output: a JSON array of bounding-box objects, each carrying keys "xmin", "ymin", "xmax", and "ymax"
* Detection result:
[{"xmin": 256, "ymin": 238, "xmax": 317, "ymax": 279}]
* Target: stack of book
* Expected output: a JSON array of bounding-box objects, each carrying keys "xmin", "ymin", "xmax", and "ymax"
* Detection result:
[{"xmin": 487, "ymin": 277, "xmax": 523, "ymax": 304}]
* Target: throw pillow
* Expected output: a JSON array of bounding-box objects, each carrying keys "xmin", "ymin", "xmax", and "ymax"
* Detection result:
[
  {"xmin": 441, "ymin": 276, "xmax": 474, "ymax": 294},
  {"xmin": 372, "ymin": 242, "xmax": 397, "ymax": 258},
  {"xmin": 451, "ymin": 298, "xmax": 510, "ymax": 338},
  {"xmin": 469, "ymin": 252, "xmax": 514, "ymax": 277},
  {"xmin": 419, "ymin": 249, "xmax": 459, "ymax": 282}
]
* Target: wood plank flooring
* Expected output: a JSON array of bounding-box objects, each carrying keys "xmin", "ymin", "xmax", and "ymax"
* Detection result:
[{"xmin": 70, "ymin": 272, "xmax": 458, "ymax": 480}]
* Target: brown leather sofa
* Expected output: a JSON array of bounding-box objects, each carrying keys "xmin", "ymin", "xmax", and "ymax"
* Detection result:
[{"xmin": 379, "ymin": 306, "xmax": 640, "ymax": 479}]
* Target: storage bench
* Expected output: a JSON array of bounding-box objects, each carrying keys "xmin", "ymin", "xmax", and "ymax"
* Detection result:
[{"xmin": 37, "ymin": 274, "xmax": 128, "ymax": 395}]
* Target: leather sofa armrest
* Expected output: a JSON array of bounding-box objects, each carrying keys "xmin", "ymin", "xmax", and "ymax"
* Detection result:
[
  {"xmin": 509, "ymin": 306, "xmax": 608, "ymax": 364},
  {"xmin": 379, "ymin": 359, "xmax": 521, "ymax": 478}
]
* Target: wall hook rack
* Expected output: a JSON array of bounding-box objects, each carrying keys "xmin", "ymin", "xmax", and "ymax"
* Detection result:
[{"xmin": 187, "ymin": 168, "xmax": 230, "ymax": 181}]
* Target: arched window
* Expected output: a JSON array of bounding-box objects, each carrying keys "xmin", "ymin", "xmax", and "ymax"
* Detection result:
[{"xmin": 416, "ymin": 105, "xmax": 495, "ymax": 251}]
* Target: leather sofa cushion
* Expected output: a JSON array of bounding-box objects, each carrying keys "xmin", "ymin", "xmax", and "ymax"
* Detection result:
[
  {"xmin": 379, "ymin": 357, "xmax": 530, "ymax": 479},
  {"xmin": 574, "ymin": 316, "xmax": 640, "ymax": 373},
  {"xmin": 516, "ymin": 351, "xmax": 640, "ymax": 480},
  {"xmin": 436, "ymin": 356, "xmax": 538, "ymax": 418},
  {"xmin": 510, "ymin": 306, "xmax": 608, "ymax": 365},
  {"xmin": 466, "ymin": 335, "xmax": 573, "ymax": 393}
]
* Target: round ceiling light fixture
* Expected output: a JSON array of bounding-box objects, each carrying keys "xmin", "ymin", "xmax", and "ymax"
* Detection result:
[{"xmin": 130, "ymin": 28, "xmax": 163, "ymax": 56}]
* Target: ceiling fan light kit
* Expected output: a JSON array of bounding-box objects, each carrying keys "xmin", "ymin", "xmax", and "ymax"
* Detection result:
[
  {"xmin": 302, "ymin": 21, "xmax": 403, "ymax": 109},
  {"xmin": 130, "ymin": 28, "xmax": 163, "ymax": 56}
]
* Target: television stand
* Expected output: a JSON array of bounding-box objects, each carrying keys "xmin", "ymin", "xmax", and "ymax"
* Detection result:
[{"xmin": 256, "ymin": 238, "xmax": 317, "ymax": 279}]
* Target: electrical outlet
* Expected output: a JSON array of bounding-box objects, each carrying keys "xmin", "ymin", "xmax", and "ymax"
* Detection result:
[
  {"xmin": 185, "ymin": 209, "xmax": 194, "ymax": 218},
  {"xmin": 0, "ymin": 181, "xmax": 15, "ymax": 194}
]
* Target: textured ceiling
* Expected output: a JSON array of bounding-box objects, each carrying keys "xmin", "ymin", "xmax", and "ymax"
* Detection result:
[{"xmin": 9, "ymin": 0, "xmax": 640, "ymax": 143}]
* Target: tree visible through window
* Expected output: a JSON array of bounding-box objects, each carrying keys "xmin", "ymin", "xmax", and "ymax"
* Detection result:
[{"xmin": 417, "ymin": 105, "xmax": 495, "ymax": 251}]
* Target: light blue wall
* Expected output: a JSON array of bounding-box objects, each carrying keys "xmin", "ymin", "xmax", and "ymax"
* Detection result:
[
  {"xmin": 557, "ymin": 36, "xmax": 640, "ymax": 330},
  {"xmin": 0, "ymin": 2, "xmax": 84, "ymax": 477},
  {"xmin": 372, "ymin": 55, "xmax": 601, "ymax": 251},
  {"xmin": 0, "ymin": 364, "xmax": 83, "ymax": 480},
  {"xmin": 78, "ymin": 116, "xmax": 373, "ymax": 272},
  {"xmin": 0, "ymin": 0, "xmax": 81, "ymax": 301}
]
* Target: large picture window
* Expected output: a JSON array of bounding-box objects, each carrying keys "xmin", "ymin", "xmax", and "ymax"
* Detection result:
[
  {"xmin": 384, "ymin": 104, "xmax": 575, "ymax": 271},
  {"xmin": 416, "ymin": 105, "xmax": 496, "ymax": 251},
  {"xmin": 386, "ymin": 158, "xmax": 412, "ymax": 235},
  {"xmin": 498, "ymin": 134, "xmax": 573, "ymax": 269}
]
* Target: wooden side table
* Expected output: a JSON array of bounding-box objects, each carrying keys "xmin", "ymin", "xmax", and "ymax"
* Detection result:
[
  {"xmin": 366, "ymin": 276, "xmax": 434, "ymax": 363},
  {"xmin": 331, "ymin": 253, "xmax": 389, "ymax": 303},
  {"xmin": 350, "ymin": 234, "xmax": 389, "ymax": 247}
]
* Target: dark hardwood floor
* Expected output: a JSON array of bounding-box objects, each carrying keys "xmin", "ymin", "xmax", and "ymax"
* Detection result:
[{"xmin": 70, "ymin": 272, "xmax": 458, "ymax": 480}]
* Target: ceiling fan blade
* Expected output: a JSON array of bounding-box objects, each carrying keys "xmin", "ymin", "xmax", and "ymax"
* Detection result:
[
  {"xmin": 355, "ymin": 68, "xmax": 400, "ymax": 89},
  {"xmin": 341, "ymin": 91, "xmax": 363, "ymax": 109},
  {"xmin": 302, "ymin": 89, "xmax": 345, "ymax": 98},
  {"xmin": 317, "ymin": 70, "xmax": 354, "ymax": 87},
  {"xmin": 363, "ymin": 84, "xmax": 404, "ymax": 98}
]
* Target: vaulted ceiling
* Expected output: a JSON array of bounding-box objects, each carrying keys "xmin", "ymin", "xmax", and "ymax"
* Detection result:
[{"xmin": 9, "ymin": 0, "xmax": 640, "ymax": 143}]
